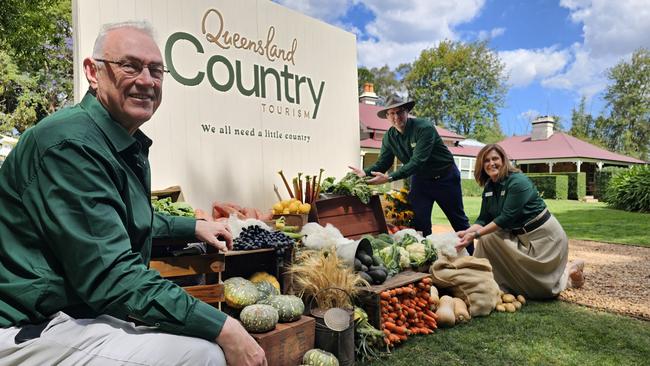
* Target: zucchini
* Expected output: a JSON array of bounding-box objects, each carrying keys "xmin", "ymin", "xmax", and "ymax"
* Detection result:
[
  {"xmin": 357, "ymin": 253, "xmax": 373, "ymax": 267},
  {"xmin": 354, "ymin": 258, "xmax": 362, "ymax": 271},
  {"xmin": 367, "ymin": 269, "xmax": 387, "ymax": 284}
]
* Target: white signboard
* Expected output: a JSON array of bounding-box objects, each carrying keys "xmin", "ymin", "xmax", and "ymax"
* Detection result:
[{"xmin": 73, "ymin": 0, "xmax": 359, "ymax": 210}]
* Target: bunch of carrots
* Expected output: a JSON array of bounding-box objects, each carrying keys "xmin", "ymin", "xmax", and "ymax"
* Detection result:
[{"xmin": 379, "ymin": 277, "xmax": 438, "ymax": 347}]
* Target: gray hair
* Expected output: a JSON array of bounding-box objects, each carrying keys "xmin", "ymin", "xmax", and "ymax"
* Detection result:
[{"xmin": 92, "ymin": 20, "xmax": 156, "ymax": 58}]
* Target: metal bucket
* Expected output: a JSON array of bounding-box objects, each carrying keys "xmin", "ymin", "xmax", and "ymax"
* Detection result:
[{"xmin": 309, "ymin": 287, "xmax": 355, "ymax": 366}]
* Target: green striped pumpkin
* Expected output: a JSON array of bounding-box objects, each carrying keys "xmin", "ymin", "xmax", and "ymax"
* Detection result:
[
  {"xmin": 258, "ymin": 294, "xmax": 304, "ymax": 322},
  {"xmin": 239, "ymin": 304, "xmax": 278, "ymax": 333},
  {"xmin": 302, "ymin": 349, "xmax": 339, "ymax": 366}
]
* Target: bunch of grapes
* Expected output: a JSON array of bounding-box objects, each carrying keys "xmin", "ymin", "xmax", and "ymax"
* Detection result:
[{"xmin": 233, "ymin": 225, "xmax": 294, "ymax": 256}]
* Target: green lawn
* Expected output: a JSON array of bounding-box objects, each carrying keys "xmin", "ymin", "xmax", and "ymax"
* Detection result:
[
  {"xmin": 432, "ymin": 197, "xmax": 650, "ymax": 247},
  {"xmin": 360, "ymin": 301, "xmax": 650, "ymax": 366}
]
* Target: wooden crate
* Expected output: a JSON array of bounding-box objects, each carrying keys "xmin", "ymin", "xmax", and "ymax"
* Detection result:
[
  {"xmin": 309, "ymin": 194, "xmax": 388, "ymax": 239},
  {"xmin": 356, "ymin": 271, "xmax": 431, "ymax": 329},
  {"xmin": 149, "ymin": 252, "xmax": 225, "ymax": 307},
  {"xmin": 251, "ymin": 316, "xmax": 315, "ymax": 366}
]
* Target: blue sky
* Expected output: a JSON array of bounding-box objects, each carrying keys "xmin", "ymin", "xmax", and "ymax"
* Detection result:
[{"xmin": 274, "ymin": 0, "xmax": 650, "ymax": 136}]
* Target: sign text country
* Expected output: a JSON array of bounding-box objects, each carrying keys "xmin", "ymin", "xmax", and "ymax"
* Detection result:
[
  {"xmin": 165, "ymin": 32, "xmax": 325, "ymax": 119},
  {"xmin": 201, "ymin": 124, "xmax": 311, "ymax": 143}
]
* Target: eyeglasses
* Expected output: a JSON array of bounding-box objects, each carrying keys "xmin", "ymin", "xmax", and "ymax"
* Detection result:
[
  {"xmin": 95, "ymin": 58, "xmax": 169, "ymax": 80},
  {"xmin": 386, "ymin": 109, "xmax": 405, "ymax": 118}
]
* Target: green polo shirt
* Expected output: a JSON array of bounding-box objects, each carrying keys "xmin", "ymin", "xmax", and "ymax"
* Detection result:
[
  {"xmin": 364, "ymin": 118, "xmax": 454, "ymax": 181},
  {"xmin": 0, "ymin": 93, "xmax": 226, "ymax": 341},
  {"xmin": 475, "ymin": 172, "xmax": 547, "ymax": 230}
]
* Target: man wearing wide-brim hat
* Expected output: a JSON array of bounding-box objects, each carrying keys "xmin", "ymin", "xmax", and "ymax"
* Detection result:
[{"xmin": 349, "ymin": 95, "xmax": 471, "ymax": 250}]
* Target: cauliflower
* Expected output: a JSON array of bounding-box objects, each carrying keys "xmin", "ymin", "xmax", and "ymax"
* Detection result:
[
  {"xmin": 379, "ymin": 245, "xmax": 410, "ymax": 271},
  {"xmin": 405, "ymin": 242, "xmax": 427, "ymax": 264}
]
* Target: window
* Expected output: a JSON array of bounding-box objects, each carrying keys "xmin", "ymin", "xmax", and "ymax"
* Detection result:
[{"xmin": 454, "ymin": 157, "xmax": 475, "ymax": 179}]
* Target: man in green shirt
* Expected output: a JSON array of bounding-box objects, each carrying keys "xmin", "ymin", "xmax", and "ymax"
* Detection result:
[
  {"xmin": 350, "ymin": 96, "xmax": 471, "ymax": 251},
  {"xmin": 0, "ymin": 21, "xmax": 265, "ymax": 366}
]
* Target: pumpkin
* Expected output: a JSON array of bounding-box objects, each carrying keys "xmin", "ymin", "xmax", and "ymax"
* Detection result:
[
  {"xmin": 224, "ymin": 278, "xmax": 260, "ymax": 309},
  {"xmin": 255, "ymin": 280, "xmax": 280, "ymax": 300},
  {"xmin": 436, "ymin": 295, "xmax": 456, "ymax": 327},
  {"xmin": 249, "ymin": 272, "xmax": 281, "ymax": 292},
  {"xmin": 239, "ymin": 304, "xmax": 279, "ymax": 333},
  {"xmin": 302, "ymin": 349, "xmax": 339, "ymax": 366},
  {"xmin": 260, "ymin": 294, "xmax": 304, "ymax": 322}
]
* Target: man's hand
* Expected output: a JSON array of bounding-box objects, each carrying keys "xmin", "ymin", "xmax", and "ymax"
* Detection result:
[
  {"xmin": 348, "ymin": 165, "xmax": 366, "ymax": 178},
  {"xmin": 216, "ymin": 316, "xmax": 267, "ymax": 366},
  {"xmin": 367, "ymin": 171, "xmax": 390, "ymax": 185},
  {"xmin": 195, "ymin": 220, "xmax": 233, "ymax": 252}
]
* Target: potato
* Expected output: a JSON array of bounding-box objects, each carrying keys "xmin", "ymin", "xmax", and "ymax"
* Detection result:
[
  {"xmin": 502, "ymin": 294, "xmax": 516, "ymax": 303},
  {"xmin": 516, "ymin": 295, "xmax": 526, "ymax": 305},
  {"xmin": 513, "ymin": 300, "xmax": 522, "ymax": 310},
  {"xmin": 504, "ymin": 303, "xmax": 516, "ymax": 312},
  {"xmin": 495, "ymin": 304, "xmax": 506, "ymax": 312}
]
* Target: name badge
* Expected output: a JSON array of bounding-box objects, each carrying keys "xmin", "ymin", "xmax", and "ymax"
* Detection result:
[
  {"xmin": 501, "ymin": 191, "xmax": 506, "ymax": 196},
  {"xmin": 410, "ymin": 142, "xmax": 416, "ymax": 148},
  {"xmin": 485, "ymin": 192, "xmax": 493, "ymax": 197}
]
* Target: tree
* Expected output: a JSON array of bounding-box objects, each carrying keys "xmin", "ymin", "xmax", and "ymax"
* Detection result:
[
  {"xmin": 602, "ymin": 48, "xmax": 650, "ymax": 161},
  {"xmin": 357, "ymin": 64, "xmax": 409, "ymax": 103},
  {"xmin": 357, "ymin": 67, "xmax": 375, "ymax": 97},
  {"xmin": 404, "ymin": 40, "xmax": 507, "ymax": 142},
  {"xmin": 568, "ymin": 96, "xmax": 607, "ymax": 147},
  {"xmin": 0, "ymin": 0, "xmax": 72, "ymax": 134}
]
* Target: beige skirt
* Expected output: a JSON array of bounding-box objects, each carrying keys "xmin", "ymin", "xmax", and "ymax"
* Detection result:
[{"xmin": 474, "ymin": 211, "xmax": 569, "ymax": 299}]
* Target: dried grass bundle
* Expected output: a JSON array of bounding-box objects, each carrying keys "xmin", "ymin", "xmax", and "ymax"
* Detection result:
[{"xmin": 289, "ymin": 247, "xmax": 368, "ymax": 309}]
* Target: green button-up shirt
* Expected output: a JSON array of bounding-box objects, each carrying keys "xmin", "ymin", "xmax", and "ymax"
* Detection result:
[
  {"xmin": 0, "ymin": 93, "xmax": 226, "ymax": 341},
  {"xmin": 475, "ymin": 172, "xmax": 547, "ymax": 229},
  {"xmin": 364, "ymin": 118, "xmax": 454, "ymax": 181}
]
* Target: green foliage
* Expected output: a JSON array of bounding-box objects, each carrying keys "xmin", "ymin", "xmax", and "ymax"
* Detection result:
[
  {"xmin": 605, "ymin": 165, "xmax": 650, "ymax": 212},
  {"xmin": 602, "ymin": 48, "xmax": 650, "ymax": 161},
  {"xmin": 528, "ymin": 172, "xmax": 586, "ymax": 200},
  {"xmin": 527, "ymin": 175, "xmax": 568, "ymax": 200},
  {"xmin": 321, "ymin": 173, "xmax": 373, "ymax": 204},
  {"xmin": 460, "ymin": 178, "xmax": 482, "ymax": 197},
  {"xmin": 404, "ymin": 40, "xmax": 507, "ymax": 142},
  {"xmin": 594, "ymin": 166, "xmax": 626, "ymax": 200},
  {"xmin": 0, "ymin": 0, "xmax": 73, "ymax": 134},
  {"xmin": 151, "ymin": 197, "xmax": 195, "ymax": 217},
  {"xmin": 357, "ymin": 64, "xmax": 408, "ymax": 101}
]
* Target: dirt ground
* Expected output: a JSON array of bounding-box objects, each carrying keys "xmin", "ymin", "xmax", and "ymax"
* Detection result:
[
  {"xmin": 430, "ymin": 225, "xmax": 650, "ymax": 320},
  {"xmin": 560, "ymin": 240, "xmax": 650, "ymax": 320}
]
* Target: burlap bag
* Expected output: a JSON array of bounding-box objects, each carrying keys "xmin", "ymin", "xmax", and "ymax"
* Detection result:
[{"xmin": 429, "ymin": 256, "xmax": 500, "ymax": 316}]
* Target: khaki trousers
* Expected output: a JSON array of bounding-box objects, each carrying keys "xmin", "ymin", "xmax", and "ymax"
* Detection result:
[
  {"xmin": 474, "ymin": 212, "xmax": 569, "ymax": 299},
  {"xmin": 0, "ymin": 312, "xmax": 226, "ymax": 366}
]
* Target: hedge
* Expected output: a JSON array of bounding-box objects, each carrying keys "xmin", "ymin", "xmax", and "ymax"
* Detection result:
[
  {"xmin": 528, "ymin": 172, "xmax": 586, "ymax": 200},
  {"xmin": 605, "ymin": 165, "xmax": 650, "ymax": 212},
  {"xmin": 595, "ymin": 166, "xmax": 626, "ymax": 200},
  {"xmin": 527, "ymin": 175, "xmax": 568, "ymax": 200},
  {"xmin": 461, "ymin": 179, "xmax": 482, "ymax": 197}
]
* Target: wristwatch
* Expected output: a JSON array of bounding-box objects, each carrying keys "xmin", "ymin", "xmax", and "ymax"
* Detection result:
[
  {"xmin": 473, "ymin": 231, "xmax": 481, "ymax": 239},
  {"xmin": 387, "ymin": 175, "xmax": 394, "ymax": 182}
]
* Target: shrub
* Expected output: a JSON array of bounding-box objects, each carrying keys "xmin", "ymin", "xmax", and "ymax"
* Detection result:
[
  {"xmin": 605, "ymin": 165, "xmax": 650, "ymax": 212},
  {"xmin": 527, "ymin": 175, "xmax": 568, "ymax": 200},
  {"xmin": 461, "ymin": 179, "xmax": 482, "ymax": 197},
  {"xmin": 529, "ymin": 172, "xmax": 586, "ymax": 200},
  {"xmin": 595, "ymin": 166, "xmax": 626, "ymax": 200}
]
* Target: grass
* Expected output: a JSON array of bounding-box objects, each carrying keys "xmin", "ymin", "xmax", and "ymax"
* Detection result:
[
  {"xmin": 359, "ymin": 301, "xmax": 650, "ymax": 366},
  {"xmin": 431, "ymin": 197, "xmax": 650, "ymax": 247}
]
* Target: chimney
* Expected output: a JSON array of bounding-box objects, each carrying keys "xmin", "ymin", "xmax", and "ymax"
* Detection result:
[
  {"xmin": 359, "ymin": 82, "xmax": 379, "ymax": 105},
  {"xmin": 531, "ymin": 116, "xmax": 555, "ymax": 140}
]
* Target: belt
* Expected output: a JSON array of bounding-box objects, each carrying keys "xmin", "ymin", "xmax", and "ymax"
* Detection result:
[
  {"xmin": 431, "ymin": 164, "xmax": 455, "ymax": 180},
  {"xmin": 512, "ymin": 209, "xmax": 551, "ymax": 235}
]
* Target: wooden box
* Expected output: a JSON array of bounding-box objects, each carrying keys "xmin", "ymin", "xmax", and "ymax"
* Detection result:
[
  {"xmin": 151, "ymin": 185, "xmax": 184, "ymax": 202},
  {"xmin": 251, "ymin": 316, "xmax": 315, "ymax": 366},
  {"xmin": 356, "ymin": 271, "xmax": 431, "ymax": 329},
  {"xmin": 309, "ymin": 194, "xmax": 388, "ymax": 239},
  {"xmin": 272, "ymin": 214, "xmax": 308, "ymax": 230}
]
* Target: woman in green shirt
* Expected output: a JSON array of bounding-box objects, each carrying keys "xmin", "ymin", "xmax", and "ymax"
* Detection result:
[{"xmin": 455, "ymin": 144, "xmax": 585, "ymax": 299}]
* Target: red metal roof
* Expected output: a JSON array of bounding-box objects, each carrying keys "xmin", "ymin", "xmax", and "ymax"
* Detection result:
[
  {"xmin": 360, "ymin": 138, "xmax": 382, "ymax": 149},
  {"xmin": 359, "ymin": 103, "xmax": 464, "ymax": 139},
  {"xmin": 448, "ymin": 145, "xmax": 483, "ymax": 157},
  {"xmin": 498, "ymin": 132, "xmax": 646, "ymax": 164}
]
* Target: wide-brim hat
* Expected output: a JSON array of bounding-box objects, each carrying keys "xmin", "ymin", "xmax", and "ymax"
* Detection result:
[{"xmin": 377, "ymin": 95, "xmax": 415, "ymax": 119}]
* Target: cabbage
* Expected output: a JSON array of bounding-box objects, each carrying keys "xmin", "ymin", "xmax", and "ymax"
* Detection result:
[{"xmin": 378, "ymin": 245, "xmax": 411, "ymax": 274}]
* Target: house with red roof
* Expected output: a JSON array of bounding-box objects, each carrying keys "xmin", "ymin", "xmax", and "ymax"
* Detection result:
[
  {"xmin": 500, "ymin": 116, "xmax": 646, "ymax": 194},
  {"xmin": 357, "ymin": 83, "xmax": 645, "ymax": 195},
  {"xmin": 358, "ymin": 83, "xmax": 483, "ymax": 179}
]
